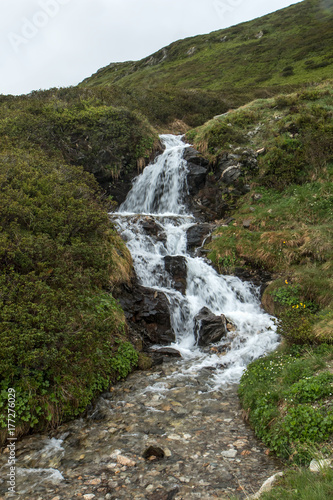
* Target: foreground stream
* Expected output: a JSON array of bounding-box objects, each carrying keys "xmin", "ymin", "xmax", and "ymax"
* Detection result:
[{"xmin": 0, "ymin": 136, "xmax": 281, "ymax": 499}]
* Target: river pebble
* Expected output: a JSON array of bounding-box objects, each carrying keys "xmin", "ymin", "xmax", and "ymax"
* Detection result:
[{"xmin": 0, "ymin": 361, "xmax": 282, "ymax": 499}]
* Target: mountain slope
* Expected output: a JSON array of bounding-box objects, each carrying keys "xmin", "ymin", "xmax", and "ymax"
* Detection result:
[{"xmin": 80, "ymin": 0, "xmax": 333, "ymax": 127}]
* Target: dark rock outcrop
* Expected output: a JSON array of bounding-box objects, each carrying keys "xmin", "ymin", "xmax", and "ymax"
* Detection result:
[
  {"xmin": 184, "ymin": 146, "xmax": 209, "ymax": 197},
  {"xmin": 116, "ymin": 277, "xmax": 175, "ymax": 347},
  {"xmin": 183, "ymin": 147, "xmax": 210, "ymax": 167},
  {"xmin": 194, "ymin": 307, "xmax": 227, "ymax": 346},
  {"xmin": 105, "ymin": 143, "xmax": 164, "ymax": 206},
  {"xmin": 143, "ymin": 446, "xmax": 166, "ymax": 460},
  {"xmin": 163, "ymin": 256, "xmax": 187, "ymax": 294},
  {"xmin": 186, "ymin": 164, "xmax": 208, "ymax": 196},
  {"xmin": 186, "ymin": 224, "xmax": 214, "ymax": 253}
]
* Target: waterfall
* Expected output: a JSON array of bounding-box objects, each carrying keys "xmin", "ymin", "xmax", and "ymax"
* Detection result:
[{"xmin": 113, "ymin": 135, "xmax": 279, "ymax": 386}]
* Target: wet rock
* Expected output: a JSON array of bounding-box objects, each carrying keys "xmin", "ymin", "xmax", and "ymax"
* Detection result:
[
  {"xmin": 186, "ymin": 164, "xmax": 208, "ymax": 196},
  {"xmin": 163, "ymin": 256, "xmax": 187, "ymax": 294},
  {"xmin": 116, "ymin": 278, "xmax": 175, "ymax": 346},
  {"xmin": 141, "ymin": 217, "xmax": 166, "ymax": 242},
  {"xmin": 117, "ymin": 455, "xmax": 136, "ymax": 467},
  {"xmin": 233, "ymin": 267, "xmax": 272, "ymax": 296},
  {"xmin": 143, "ymin": 446, "xmax": 165, "ymax": 461},
  {"xmin": 150, "ymin": 347, "xmax": 182, "ymax": 358},
  {"xmin": 183, "ymin": 147, "xmax": 209, "ymax": 167},
  {"xmin": 194, "ymin": 307, "xmax": 227, "ymax": 346},
  {"xmin": 186, "ymin": 223, "xmax": 214, "ymax": 252},
  {"xmin": 147, "ymin": 487, "xmax": 179, "ymax": 500}
]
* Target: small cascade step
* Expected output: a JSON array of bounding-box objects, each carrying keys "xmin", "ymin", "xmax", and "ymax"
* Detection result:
[{"xmin": 113, "ymin": 134, "xmax": 279, "ymax": 386}]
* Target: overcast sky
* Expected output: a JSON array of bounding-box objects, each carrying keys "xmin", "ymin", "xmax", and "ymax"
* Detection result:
[{"xmin": 1, "ymin": 0, "xmax": 303, "ymax": 96}]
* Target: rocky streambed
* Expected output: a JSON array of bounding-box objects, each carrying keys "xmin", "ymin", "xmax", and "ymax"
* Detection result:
[{"xmin": 0, "ymin": 360, "xmax": 282, "ymax": 500}]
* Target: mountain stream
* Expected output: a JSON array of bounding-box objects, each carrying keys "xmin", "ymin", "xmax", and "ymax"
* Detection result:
[{"xmin": 0, "ymin": 135, "xmax": 281, "ymax": 500}]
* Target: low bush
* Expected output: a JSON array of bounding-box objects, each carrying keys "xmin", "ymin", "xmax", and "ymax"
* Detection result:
[
  {"xmin": 239, "ymin": 344, "xmax": 333, "ymax": 464},
  {"xmin": 0, "ymin": 147, "xmax": 136, "ymax": 443}
]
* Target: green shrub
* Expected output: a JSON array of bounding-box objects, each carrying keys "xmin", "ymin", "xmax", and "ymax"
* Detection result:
[
  {"xmin": 239, "ymin": 345, "xmax": 333, "ymax": 464},
  {"xmin": 0, "ymin": 148, "xmax": 135, "ymax": 442}
]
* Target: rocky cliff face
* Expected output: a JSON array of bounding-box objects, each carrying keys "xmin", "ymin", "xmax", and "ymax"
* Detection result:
[{"xmin": 184, "ymin": 145, "xmax": 259, "ymax": 222}]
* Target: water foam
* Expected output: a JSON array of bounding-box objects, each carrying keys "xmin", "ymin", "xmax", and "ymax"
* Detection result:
[{"xmin": 113, "ymin": 134, "xmax": 279, "ymax": 388}]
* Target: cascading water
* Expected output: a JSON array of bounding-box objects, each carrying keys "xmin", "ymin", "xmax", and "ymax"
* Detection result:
[{"xmin": 113, "ymin": 134, "xmax": 279, "ymax": 387}]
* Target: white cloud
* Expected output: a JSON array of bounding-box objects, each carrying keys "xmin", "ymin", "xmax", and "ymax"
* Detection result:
[{"xmin": 1, "ymin": 0, "xmax": 303, "ymax": 95}]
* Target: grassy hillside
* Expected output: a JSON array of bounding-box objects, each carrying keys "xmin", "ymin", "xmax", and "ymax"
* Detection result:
[
  {"xmin": 80, "ymin": 0, "xmax": 333, "ymax": 127},
  {"xmin": 187, "ymin": 81, "xmax": 333, "ymax": 340},
  {"xmin": 186, "ymin": 81, "xmax": 333, "ymax": 466}
]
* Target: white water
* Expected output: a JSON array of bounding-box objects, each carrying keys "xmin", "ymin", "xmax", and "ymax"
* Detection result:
[{"xmin": 113, "ymin": 134, "xmax": 279, "ymax": 386}]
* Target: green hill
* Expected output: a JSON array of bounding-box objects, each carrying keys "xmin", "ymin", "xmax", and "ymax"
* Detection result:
[{"xmin": 80, "ymin": 0, "xmax": 333, "ymax": 127}]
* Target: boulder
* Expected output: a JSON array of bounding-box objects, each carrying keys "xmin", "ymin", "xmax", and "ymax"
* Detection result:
[
  {"xmin": 140, "ymin": 217, "xmax": 166, "ymax": 242},
  {"xmin": 189, "ymin": 187, "xmax": 229, "ymax": 221},
  {"xmin": 194, "ymin": 307, "xmax": 227, "ymax": 346},
  {"xmin": 186, "ymin": 223, "xmax": 214, "ymax": 252},
  {"xmin": 116, "ymin": 278, "xmax": 175, "ymax": 346},
  {"xmin": 217, "ymin": 150, "xmax": 258, "ymax": 186},
  {"xmin": 163, "ymin": 256, "xmax": 187, "ymax": 294},
  {"xmin": 149, "ymin": 347, "xmax": 182, "ymax": 358}
]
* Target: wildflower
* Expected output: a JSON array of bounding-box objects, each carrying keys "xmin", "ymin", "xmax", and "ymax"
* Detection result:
[{"xmin": 285, "ymin": 280, "xmax": 288, "ymax": 284}]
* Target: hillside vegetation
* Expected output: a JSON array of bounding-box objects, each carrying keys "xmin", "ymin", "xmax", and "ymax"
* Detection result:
[
  {"xmin": 0, "ymin": 89, "xmax": 160, "ymax": 443},
  {"xmin": 81, "ymin": 0, "xmax": 333, "ymax": 127},
  {"xmin": 186, "ymin": 81, "xmax": 333, "ymax": 466}
]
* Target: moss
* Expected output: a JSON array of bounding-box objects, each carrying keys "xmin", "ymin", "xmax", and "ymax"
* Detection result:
[{"xmin": 137, "ymin": 353, "xmax": 153, "ymax": 371}]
